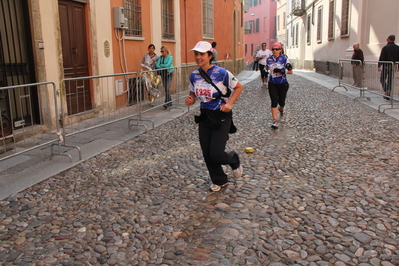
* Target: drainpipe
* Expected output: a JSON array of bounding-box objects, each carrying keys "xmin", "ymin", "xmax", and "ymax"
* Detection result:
[{"xmin": 184, "ymin": 0, "xmax": 188, "ymax": 64}]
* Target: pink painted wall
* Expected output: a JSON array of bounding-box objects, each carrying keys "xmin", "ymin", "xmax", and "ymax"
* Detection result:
[{"xmin": 244, "ymin": 0, "xmax": 277, "ymax": 64}]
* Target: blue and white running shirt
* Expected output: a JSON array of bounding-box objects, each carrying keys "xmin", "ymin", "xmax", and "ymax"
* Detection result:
[
  {"xmin": 266, "ymin": 55, "xmax": 291, "ymax": 84},
  {"xmin": 189, "ymin": 65, "xmax": 238, "ymax": 110}
]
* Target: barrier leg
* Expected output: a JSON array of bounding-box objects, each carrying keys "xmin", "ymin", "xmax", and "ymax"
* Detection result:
[{"xmin": 50, "ymin": 142, "xmax": 82, "ymax": 161}]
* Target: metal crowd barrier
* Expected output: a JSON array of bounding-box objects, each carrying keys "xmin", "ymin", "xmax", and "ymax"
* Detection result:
[
  {"xmin": 332, "ymin": 59, "xmax": 369, "ymax": 100},
  {"xmin": 0, "ymin": 82, "xmax": 76, "ymax": 161},
  {"xmin": 127, "ymin": 65, "xmax": 194, "ymax": 127},
  {"xmin": 333, "ymin": 59, "xmax": 399, "ymax": 112},
  {"xmin": 130, "ymin": 66, "xmax": 184, "ymax": 116},
  {"xmin": 0, "ymin": 63, "xmax": 228, "ymax": 162},
  {"xmin": 178, "ymin": 64, "xmax": 202, "ymax": 111},
  {"xmin": 60, "ymin": 72, "xmax": 148, "ymax": 142},
  {"xmin": 376, "ymin": 62, "xmax": 399, "ymax": 112}
]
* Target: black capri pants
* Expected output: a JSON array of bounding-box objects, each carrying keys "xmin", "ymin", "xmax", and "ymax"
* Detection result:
[
  {"xmin": 259, "ymin": 64, "xmax": 269, "ymax": 79},
  {"xmin": 198, "ymin": 110, "xmax": 240, "ymax": 186},
  {"xmin": 268, "ymin": 82, "xmax": 289, "ymax": 108}
]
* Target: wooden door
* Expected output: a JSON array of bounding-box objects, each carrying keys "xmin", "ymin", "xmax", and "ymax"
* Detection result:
[{"xmin": 58, "ymin": 0, "xmax": 92, "ymax": 115}]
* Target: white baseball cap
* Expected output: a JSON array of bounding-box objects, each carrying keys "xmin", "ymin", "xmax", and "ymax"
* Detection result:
[{"xmin": 190, "ymin": 41, "xmax": 213, "ymax": 53}]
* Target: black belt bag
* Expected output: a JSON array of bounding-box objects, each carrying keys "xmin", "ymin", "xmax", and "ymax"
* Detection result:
[{"xmin": 195, "ymin": 109, "xmax": 237, "ymax": 134}]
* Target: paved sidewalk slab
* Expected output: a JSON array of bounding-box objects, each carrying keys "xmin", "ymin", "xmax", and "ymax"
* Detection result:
[{"xmin": 295, "ymin": 70, "xmax": 399, "ymax": 120}]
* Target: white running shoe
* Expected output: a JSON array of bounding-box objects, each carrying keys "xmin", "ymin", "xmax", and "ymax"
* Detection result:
[
  {"xmin": 210, "ymin": 183, "xmax": 228, "ymax": 192},
  {"xmin": 233, "ymin": 165, "xmax": 243, "ymax": 178}
]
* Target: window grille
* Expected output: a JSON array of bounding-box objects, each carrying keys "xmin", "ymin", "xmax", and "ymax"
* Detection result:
[
  {"xmin": 283, "ymin": 12, "xmax": 286, "ymax": 29},
  {"xmin": 162, "ymin": 0, "xmax": 175, "ymax": 40},
  {"xmin": 328, "ymin": 0, "xmax": 334, "ymax": 40},
  {"xmin": 341, "ymin": 0, "xmax": 349, "ymax": 36},
  {"xmin": 317, "ymin": 6, "xmax": 322, "ymax": 42},
  {"xmin": 124, "ymin": 0, "xmax": 142, "ymax": 37},
  {"xmin": 306, "ymin": 14, "xmax": 311, "ymax": 45},
  {"xmin": 202, "ymin": 0, "xmax": 213, "ymax": 38},
  {"xmin": 248, "ymin": 0, "xmax": 259, "ymax": 8},
  {"xmin": 292, "ymin": 0, "xmax": 305, "ymax": 16},
  {"xmin": 292, "ymin": 26, "xmax": 295, "ymax": 47},
  {"xmin": 292, "ymin": 0, "xmax": 300, "ymax": 9}
]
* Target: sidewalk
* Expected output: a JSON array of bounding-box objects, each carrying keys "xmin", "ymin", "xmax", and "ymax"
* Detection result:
[
  {"xmin": 295, "ymin": 70, "xmax": 399, "ymax": 120},
  {"xmin": 1, "ymin": 69, "xmax": 398, "ymax": 200}
]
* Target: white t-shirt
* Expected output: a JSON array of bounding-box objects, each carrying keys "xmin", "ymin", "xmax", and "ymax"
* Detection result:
[
  {"xmin": 256, "ymin": 49, "xmax": 272, "ymax": 65},
  {"xmin": 212, "ymin": 48, "xmax": 218, "ymax": 61}
]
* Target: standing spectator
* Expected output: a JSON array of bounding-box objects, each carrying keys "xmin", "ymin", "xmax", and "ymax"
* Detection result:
[
  {"xmin": 378, "ymin": 35, "xmax": 399, "ymax": 100},
  {"xmin": 185, "ymin": 41, "xmax": 243, "ymax": 192},
  {"xmin": 211, "ymin": 42, "xmax": 218, "ymax": 62},
  {"xmin": 252, "ymin": 50, "xmax": 259, "ymax": 71},
  {"xmin": 351, "ymin": 43, "xmax": 364, "ymax": 87},
  {"xmin": 156, "ymin": 46, "xmax": 174, "ymax": 108},
  {"xmin": 266, "ymin": 42, "xmax": 293, "ymax": 129},
  {"xmin": 256, "ymin": 43, "xmax": 272, "ymax": 88},
  {"xmin": 140, "ymin": 44, "xmax": 160, "ymax": 106},
  {"xmin": 141, "ymin": 44, "xmax": 158, "ymax": 70}
]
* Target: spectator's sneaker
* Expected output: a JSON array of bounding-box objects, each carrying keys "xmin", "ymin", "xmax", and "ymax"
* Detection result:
[
  {"xmin": 232, "ymin": 165, "xmax": 243, "ymax": 178},
  {"xmin": 271, "ymin": 120, "xmax": 279, "ymax": 129},
  {"xmin": 210, "ymin": 183, "xmax": 228, "ymax": 192},
  {"xmin": 279, "ymin": 111, "xmax": 284, "ymax": 119}
]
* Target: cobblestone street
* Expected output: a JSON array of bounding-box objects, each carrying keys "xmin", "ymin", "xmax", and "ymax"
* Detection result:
[{"xmin": 1, "ymin": 73, "xmax": 399, "ymax": 265}]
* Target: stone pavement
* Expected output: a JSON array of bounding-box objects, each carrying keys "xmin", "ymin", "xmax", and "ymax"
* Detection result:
[{"xmin": 0, "ymin": 70, "xmax": 399, "ymax": 265}]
